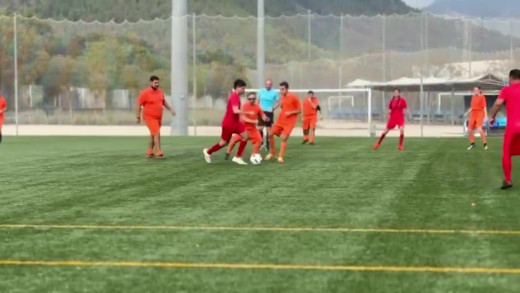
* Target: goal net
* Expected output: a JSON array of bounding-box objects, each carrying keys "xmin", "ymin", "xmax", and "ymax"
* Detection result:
[{"xmin": 249, "ymin": 88, "xmax": 374, "ymax": 137}]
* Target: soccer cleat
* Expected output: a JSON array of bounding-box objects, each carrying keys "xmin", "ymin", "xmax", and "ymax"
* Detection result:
[
  {"xmin": 467, "ymin": 144, "xmax": 475, "ymax": 150},
  {"xmin": 224, "ymin": 153, "xmax": 231, "ymax": 160},
  {"xmin": 373, "ymin": 143, "xmax": 380, "ymax": 150},
  {"xmin": 232, "ymin": 157, "xmax": 248, "ymax": 165},
  {"xmin": 203, "ymin": 149, "xmax": 212, "ymax": 164},
  {"xmin": 484, "ymin": 144, "xmax": 488, "ymax": 150},
  {"xmin": 302, "ymin": 139, "xmax": 308, "ymax": 145},
  {"xmin": 501, "ymin": 181, "xmax": 514, "ymax": 190},
  {"xmin": 398, "ymin": 145, "xmax": 404, "ymax": 151},
  {"xmin": 265, "ymin": 153, "xmax": 274, "ymax": 161},
  {"xmin": 310, "ymin": 142, "xmax": 315, "ymax": 146},
  {"xmin": 277, "ymin": 157, "xmax": 284, "ymax": 164},
  {"xmin": 156, "ymin": 153, "xmax": 165, "ymax": 159},
  {"xmin": 146, "ymin": 154, "xmax": 155, "ymax": 159}
]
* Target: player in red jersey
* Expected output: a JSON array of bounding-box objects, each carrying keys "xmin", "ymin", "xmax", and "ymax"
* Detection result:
[
  {"xmin": 225, "ymin": 92, "xmax": 269, "ymax": 162},
  {"xmin": 0, "ymin": 91, "xmax": 7, "ymax": 144},
  {"xmin": 203, "ymin": 79, "xmax": 253, "ymax": 165},
  {"xmin": 490, "ymin": 69, "xmax": 520, "ymax": 190},
  {"xmin": 373, "ymin": 89, "xmax": 410, "ymax": 151}
]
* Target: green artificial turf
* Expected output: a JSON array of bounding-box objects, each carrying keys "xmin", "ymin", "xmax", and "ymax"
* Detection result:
[{"xmin": 0, "ymin": 136, "xmax": 519, "ymax": 292}]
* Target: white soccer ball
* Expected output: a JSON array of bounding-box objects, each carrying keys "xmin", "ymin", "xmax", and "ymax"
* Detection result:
[{"xmin": 250, "ymin": 154, "xmax": 263, "ymax": 165}]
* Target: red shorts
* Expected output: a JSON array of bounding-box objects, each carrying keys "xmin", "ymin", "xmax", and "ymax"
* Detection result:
[
  {"xmin": 272, "ymin": 122, "xmax": 296, "ymax": 138},
  {"xmin": 387, "ymin": 115, "xmax": 404, "ymax": 129},
  {"xmin": 303, "ymin": 116, "xmax": 317, "ymax": 130},
  {"xmin": 503, "ymin": 131, "xmax": 520, "ymax": 157},
  {"xmin": 469, "ymin": 112, "xmax": 485, "ymax": 129},
  {"xmin": 221, "ymin": 123, "xmax": 246, "ymax": 142},
  {"xmin": 144, "ymin": 117, "xmax": 162, "ymax": 135}
]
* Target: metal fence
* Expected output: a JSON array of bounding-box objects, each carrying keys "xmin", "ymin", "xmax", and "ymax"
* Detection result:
[{"xmin": 0, "ymin": 13, "xmax": 516, "ymax": 135}]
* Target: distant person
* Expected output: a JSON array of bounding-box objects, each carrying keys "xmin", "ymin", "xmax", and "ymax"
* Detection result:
[
  {"xmin": 203, "ymin": 79, "xmax": 253, "ymax": 165},
  {"xmin": 258, "ymin": 79, "xmax": 280, "ymax": 152},
  {"xmin": 373, "ymin": 89, "xmax": 409, "ymax": 151},
  {"xmin": 302, "ymin": 90, "xmax": 321, "ymax": 145},
  {"xmin": 464, "ymin": 87, "xmax": 488, "ymax": 150},
  {"xmin": 489, "ymin": 69, "xmax": 520, "ymax": 190},
  {"xmin": 136, "ymin": 76, "xmax": 176, "ymax": 159},
  {"xmin": 266, "ymin": 81, "xmax": 301, "ymax": 164},
  {"xmin": 0, "ymin": 92, "xmax": 7, "ymax": 144}
]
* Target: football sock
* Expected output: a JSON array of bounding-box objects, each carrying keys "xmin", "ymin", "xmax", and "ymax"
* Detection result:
[
  {"xmin": 252, "ymin": 141, "xmax": 261, "ymax": 154},
  {"xmin": 377, "ymin": 133, "xmax": 386, "ymax": 145},
  {"xmin": 236, "ymin": 139, "xmax": 247, "ymax": 157},
  {"xmin": 279, "ymin": 141, "xmax": 287, "ymax": 158},
  {"xmin": 503, "ymin": 154, "xmax": 512, "ymax": 183},
  {"xmin": 207, "ymin": 143, "xmax": 223, "ymax": 155},
  {"xmin": 399, "ymin": 134, "xmax": 404, "ymax": 146},
  {"xmin": 269, "ymin": 137, "xmax": 276, "ymax": 155}
]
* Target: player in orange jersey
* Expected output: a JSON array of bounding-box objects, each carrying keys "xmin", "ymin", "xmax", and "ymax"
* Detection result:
[
  {"xmin": 266, "ymin": 81, "xmax": 301, "ymax": 164},
  {"xmin": 225, "ymin": 92, "xmax": 269, "ymax": 162},
  {"xmin": 302, "ymin": 90, "xmax": 321, "ymax": 145},
  {"xmin": 136, "ymin": 76, "xmax": 176, "ymax": 159},
  {"xmin": 0, "ymin": 91, "xmax": 7, "ymax": 144},
  {"xmin": 464, "ymin": 87, "xmax": 488, "ymax": 150}
]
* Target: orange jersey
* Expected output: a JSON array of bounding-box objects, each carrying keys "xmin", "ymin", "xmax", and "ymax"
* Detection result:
[
  {"xmin": 303, "ymin": 97, "xmax": 319, "ymax": 118},
  {"xmin": 471, "ymin": 94, "xmax": 486, "ymax": 112},
  {"xmin": 138, "ymin": 88, "xmax": 165, "ymax": 119},
  {"xmin": 0, "ymin": 97, "xmax": 6, "ymax": 117},
  {"xmin": 277, "ymin": 93, "xmax": 301, "ymax": 125},
  {"xmin": 241, "ymin": 102, "xmax": 264, "ymax": 129}
]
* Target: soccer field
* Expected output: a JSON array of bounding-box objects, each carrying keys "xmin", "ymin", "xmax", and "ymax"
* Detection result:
[{"xmin": 0, "ymin": 137, "xmax": 519, "ymax": 292}]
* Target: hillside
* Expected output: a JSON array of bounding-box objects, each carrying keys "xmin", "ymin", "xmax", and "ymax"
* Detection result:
[
  {"xmin": 426, "ymin": 0, "xmax": 520, "ymax": 17},
  {"xmin": 0, "ymin": 0, "xmax": 416, "ymax": 21}
]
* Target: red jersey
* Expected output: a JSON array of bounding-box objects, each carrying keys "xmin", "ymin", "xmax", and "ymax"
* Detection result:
[
  {"xmin": 222, "ymin": 91, "xmax": 242, "ymax": 128},
  {"xmin": 277, "ymin": 93, "xmax": 301, "ymax": 125},
  {"xmin": 389, "ymin": 96, "xmax": 407, "ymax": 118},
  {"xmin": 241, "ymin": 102, "xmax": 264, "ymax": 130},
  {"xmin": 138, "ymin": 88, "xmax": 165, "ymax": 119},
  {"xmin": 0, "ymin": 97, "xmax": 6, "ymax": 117},
  {"xmin": 498, "ymin": 83, "xmax": 520, "ymax": 133}
]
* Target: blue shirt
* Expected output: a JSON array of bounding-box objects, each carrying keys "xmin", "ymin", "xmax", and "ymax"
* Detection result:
[{"xmin": 258, "ymin": 88, "xmax": 280, "ymax": 112}]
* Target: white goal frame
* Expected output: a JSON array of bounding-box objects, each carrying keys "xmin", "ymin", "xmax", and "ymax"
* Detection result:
[{"xmin": 249, "ymin": 88, "xmax": 373, "ymax": 135}]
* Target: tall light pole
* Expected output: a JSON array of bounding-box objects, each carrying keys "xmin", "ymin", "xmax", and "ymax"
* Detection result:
[
  {"xmin": 257, "ymin": 0, "xmax": 265, "ymax": 88},
  {"xmin": 171, "ymin": 0, "xmax": 189, "ymax": 135}
]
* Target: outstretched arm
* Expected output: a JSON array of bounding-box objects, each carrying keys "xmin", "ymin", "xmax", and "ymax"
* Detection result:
[
  {"xmin": 163, "ymin": 98, "xmax": 176, "ymax": 116},
  {"xmin": 489, "ymin": 99, "xmax": 505, "ymax": 124}
]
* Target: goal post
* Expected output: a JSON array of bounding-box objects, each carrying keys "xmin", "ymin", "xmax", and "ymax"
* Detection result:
[{"xmin": 248, "ymin": 88, "xmax": 374, "ymax": 136}]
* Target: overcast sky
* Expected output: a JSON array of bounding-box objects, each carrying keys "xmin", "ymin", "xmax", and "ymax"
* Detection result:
[{"xmin": 402, "ymin": 0, "xmax": 436, "ymax": 8}]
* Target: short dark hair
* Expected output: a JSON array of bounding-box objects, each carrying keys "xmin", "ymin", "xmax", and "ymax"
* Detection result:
[
  {"xmin": 308, "ymin": 90, "xmax": 314, "ymax": 94},
  {"xmin": 247, "ymin": 92, "xmax": 256, "ymax": 98},
  {"xmin": 279, "ymin": 81, "xmax": 289, "ymax": 89},
  {"xmin": 509, "ymin": 69, "xmax": 520, "ymax": 80},
  {"xmin": 394, "ymin": 88, "xmax": 401, "ymax": 93},
  {"xmin": 234, "ymin": 79, "xmax": 247, "ymax": 89},
  {"xmin": 150, "ymin": 75, "xmax": 160, "ymax": 82}
]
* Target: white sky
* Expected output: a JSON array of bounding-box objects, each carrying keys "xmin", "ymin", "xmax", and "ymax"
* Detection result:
[{"xmin": 402, "ymin": 0, "xmax": 436, "ymax": 8}]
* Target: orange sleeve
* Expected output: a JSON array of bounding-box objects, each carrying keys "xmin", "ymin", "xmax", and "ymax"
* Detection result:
[
  {"xmin": 294, "ymin": 96, "xmax": 301, "ymax": 112},
  {"xmin": 137, "ymin": 91, "xmax": 147, "ymax": 106}
]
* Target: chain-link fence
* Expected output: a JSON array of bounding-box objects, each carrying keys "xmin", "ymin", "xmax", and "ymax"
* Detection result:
[{"xmin": 0, "ymin": 13, "xmax": 514, "ymax": 135}]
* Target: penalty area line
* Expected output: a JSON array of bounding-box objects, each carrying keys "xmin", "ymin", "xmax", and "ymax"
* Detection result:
[
  {"xmin": 0, "ymin": 224, "xmax": 520, "ymax": 236},
  {"xmin": 0, "ymin": 260, "xmax": 519, "ymax": 274}
]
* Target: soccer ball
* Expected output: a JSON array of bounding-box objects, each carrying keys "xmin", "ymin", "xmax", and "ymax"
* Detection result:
[{"xmin": 250, "ymin": 154, "xmax": 263, "ymax": 165}]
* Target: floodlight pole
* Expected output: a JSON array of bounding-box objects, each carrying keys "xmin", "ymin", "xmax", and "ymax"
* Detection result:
[
  {"xmin": 257, "ymin": 0, "xmax": 265, "ymax": 88},
  {"xmin": 171, "ymin": 0, "xmax": 189, "ymax": 135},
  {"xmin": 13, "ymin": 13, "xmax": 18, "ymax": 136}
]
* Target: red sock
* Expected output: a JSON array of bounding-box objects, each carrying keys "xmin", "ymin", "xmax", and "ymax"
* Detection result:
[
  {"xmin": 377, "ymin": 133, "xmax": 387, "ymax": 145},
  {"xmin": 207, "ymin": 143, "xmax": 223, "ymax": 155},
  {"xmin": 399, "ymin": 134, "xmax": 404, "ymax": 146},
  {"xmin": 236, "ymin": 139, "xmax": 247, "ymax": 158}
]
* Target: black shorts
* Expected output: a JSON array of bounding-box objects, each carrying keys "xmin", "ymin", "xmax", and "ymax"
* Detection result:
[{"xmin": 258, "ymin": 111, "xmax": 274, "ymax": 127}]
